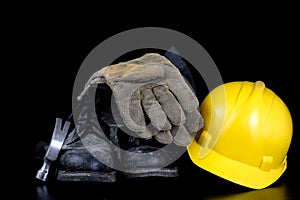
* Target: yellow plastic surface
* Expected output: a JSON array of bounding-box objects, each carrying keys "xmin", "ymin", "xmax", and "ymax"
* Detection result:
[{"xmin": 187, "ymin": 81, "xmax": 293, "ymax": 189}]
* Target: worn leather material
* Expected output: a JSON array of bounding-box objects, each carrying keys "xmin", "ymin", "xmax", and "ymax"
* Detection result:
[{"xmin": 77, "ymin": 53, "xmax": 203, "ymax": 146}]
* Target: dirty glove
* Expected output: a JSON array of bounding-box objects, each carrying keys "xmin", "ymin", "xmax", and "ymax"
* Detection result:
[{"xmin": 77, "ymin": 53, "xmax": 203, "ymax": 146}]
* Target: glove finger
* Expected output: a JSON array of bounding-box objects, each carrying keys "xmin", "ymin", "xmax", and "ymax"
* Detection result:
[
  {"xmin": 142, "ymin": 88, "xmax": 172, "ymax": 131},
  {"xmin": 168, "ymin": 78, "xmax": 199, "ymax": 112},
  {"xmin": 140, "ymin": 126, "xmax": 153, "ymax": 139},
  {"xmin": 77, "ymin": 68, "xmax": 107, "ymax": 101},
  {"xmin": 154, "ymin": 130, "xmax": 173, "ymax": 144},
  {"xmin": 171, "ymin": 125, "xmax": 191, "ymax": 146},
  {"xmin": 184, "ymin": 109, "xmax": 204, "ymax": 136},
  {"xmin": 152, "ymin": 85, "xmax": 186, "ymax": 125},
  {"xmin": 113, "ymin": 83, "xmax": 146, "ymax": 134}
]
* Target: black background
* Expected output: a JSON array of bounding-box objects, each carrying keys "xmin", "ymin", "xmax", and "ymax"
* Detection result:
[{"xmin": 22, "ymin": 8, "xmax": 299, "ymax": 200}]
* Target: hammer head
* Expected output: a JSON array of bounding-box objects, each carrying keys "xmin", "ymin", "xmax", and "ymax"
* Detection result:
[{"xmin": 36, "ymin": 118, "xmax": 70, "ymax": 181}]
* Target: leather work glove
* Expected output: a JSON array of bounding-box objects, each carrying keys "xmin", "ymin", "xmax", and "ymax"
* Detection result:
[{"xmin": 77, "ymin": 53, "xmax": 203, "ymax": 146}]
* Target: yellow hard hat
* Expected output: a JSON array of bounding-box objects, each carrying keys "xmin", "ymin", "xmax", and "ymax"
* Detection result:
[{"xmin": 187, "ymin": 81, "xmax": 293, "ymax": 189}]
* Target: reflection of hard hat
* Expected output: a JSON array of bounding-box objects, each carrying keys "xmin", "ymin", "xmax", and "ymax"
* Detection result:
[
  {"xmin": 204, "ymin": 183, "xmax": 288, "ymax": 200},
  {"xmin": 187, "ymin": 81, "xmax": 293, "ymax": 189}
]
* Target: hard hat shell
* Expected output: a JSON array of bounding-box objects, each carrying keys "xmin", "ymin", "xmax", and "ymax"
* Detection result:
[{"xmin": 187, "ymin": 81, "xmax": 293, "ymax": 189}]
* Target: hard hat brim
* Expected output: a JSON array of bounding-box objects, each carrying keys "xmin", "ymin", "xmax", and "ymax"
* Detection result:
[{"xmin": 187, "ymin": 139, "xmax": 287, "ymax": 189}]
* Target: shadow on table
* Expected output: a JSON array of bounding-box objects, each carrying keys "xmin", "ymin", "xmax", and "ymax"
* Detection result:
[{"xmin": 32, "ymin": 178, "xmax": 293, "ymax": 200}]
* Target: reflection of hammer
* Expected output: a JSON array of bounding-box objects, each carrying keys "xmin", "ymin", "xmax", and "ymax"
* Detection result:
[{"xmin": 36, "ymin": 118, "xmax": 70, "ymax": 181}]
